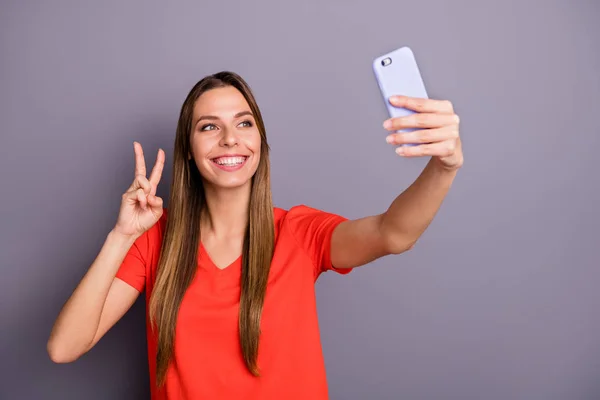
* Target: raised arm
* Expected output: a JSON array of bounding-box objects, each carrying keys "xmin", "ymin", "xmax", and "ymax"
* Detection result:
[
  {"xmin": 47, "ymin": 142, "xmax": 165, "ymax": 362},
  {"xmin": 331, "ymin": 96, "xmax": 462, "ymax": 269}
]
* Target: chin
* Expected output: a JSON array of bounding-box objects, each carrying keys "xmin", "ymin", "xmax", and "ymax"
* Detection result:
[
  {"xmin": 213, "ymin": 177, "xmax": 253, "ymax": 190},
  {"xmin": 202, "ymin": 166, "xmax": 255, "ymax": 189}
]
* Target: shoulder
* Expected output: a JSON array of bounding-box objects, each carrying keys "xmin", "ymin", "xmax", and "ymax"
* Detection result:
[
  {"xmin": 277, "ymin": 203, "xmax": 346, "ymax": 222},
  {"xmin": 274, "ymin": 204, "xmax": 347, "ymax": 237},
  {"xmin": 274, "ymin": 204, "xmax": 334, "ymax": 218},
  {"xmin": 115, "ymin": 208, "xmax": 168, "ymax": 291},
  {"xmin": 152, "ymin": 206, "xmax": 343, "ymax": 240},
  {"xmin": 273, "ymin": 204, "xmax": 349, "ymax": 276}
]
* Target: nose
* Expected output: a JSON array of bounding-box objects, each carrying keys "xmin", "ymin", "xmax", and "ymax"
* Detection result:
[{"xmin": 220, "ymin": 127, "xmax": 238, "ymax": 148}]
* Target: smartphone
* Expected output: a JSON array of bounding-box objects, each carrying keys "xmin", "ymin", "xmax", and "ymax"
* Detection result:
[{"xmin": 373, "ymin": 46, "xmax": 428, "ymax": 146}]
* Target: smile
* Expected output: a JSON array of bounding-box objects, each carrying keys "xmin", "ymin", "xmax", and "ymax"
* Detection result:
[{"xmin": 211, "ymin": 155, "xmax": 249, "ymax": 171}]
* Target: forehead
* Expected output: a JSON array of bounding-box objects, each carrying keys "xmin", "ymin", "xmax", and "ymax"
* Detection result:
[{"xmin": 193, "ymin": 86, "xmax": 251, "ymax": 117}]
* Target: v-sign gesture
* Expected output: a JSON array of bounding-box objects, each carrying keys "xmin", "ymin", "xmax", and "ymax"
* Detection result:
[{"xmin": 114, "ymin": 142, "xmax": 165, "ymax": 239}]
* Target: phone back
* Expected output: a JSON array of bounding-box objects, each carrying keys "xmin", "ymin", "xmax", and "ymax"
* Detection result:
[{"xmin": 373, "ymin": 46, "xmax": 428, "ymax": 136}]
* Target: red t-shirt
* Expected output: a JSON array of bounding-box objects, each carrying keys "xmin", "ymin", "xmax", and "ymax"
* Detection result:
[{"xmin": 115, "ymin": 205, "xmax": 351, "ymax": 399}]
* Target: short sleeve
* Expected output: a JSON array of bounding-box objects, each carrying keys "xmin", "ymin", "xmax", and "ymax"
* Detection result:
[
  {"xmin": 285, "ymin": 204, "xmax": 352, "ymax": 277},
  {"xmin": 115, "ymin": 230, "xmax": 149, "ymax": 292}
]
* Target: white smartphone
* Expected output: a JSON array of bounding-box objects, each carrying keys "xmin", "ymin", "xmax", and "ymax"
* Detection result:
[{"xmin": 373, "ymin": 46, "xmax": 428, "ymax": 146}]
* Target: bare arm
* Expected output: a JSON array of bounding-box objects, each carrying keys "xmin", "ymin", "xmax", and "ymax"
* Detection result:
[
  {"xmin": 47, "ymin": 142, "xmax": 165, "ymax": 363},
  {"xmin": 331, "ymin": 96, "xmax": 463, "ymax": 269},
  {"xmin": 331, "ymin": 160, "xmax": 457, "ymax": 269},
  {"xmin": 47, "ymin": 230, "xmax": 140, "ymax": 363}
]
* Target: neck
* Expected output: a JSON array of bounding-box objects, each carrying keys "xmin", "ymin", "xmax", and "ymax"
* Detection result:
[{"xmin": 201, "ymin": 181, "xmax": 251, "ymax": 239}]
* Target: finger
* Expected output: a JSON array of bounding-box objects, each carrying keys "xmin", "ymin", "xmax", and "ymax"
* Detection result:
[
  {"xmin": 122, "ymin": 188, "xmax": 139, "ymax": 203},
  {"xmin": 136, "ymin": 188, "xmax": 148, "ymax": 210},
  {"xmin": 384, "ymin": 112, "xmax": 459, "ymax": 131},
  {"xmin": 129, "ymin": 174, "xmax": 152, "ymax": 194},
  {"xmin": 395, "ymin": 139, "xmax": 457, "ymax": 157},
  {"xmin": 122, "ymin": 186, "xmax": 148, "ymax": 206},
  {"xmin": 148, "ymin": 149, "xmax": 165, "ymax": 194},
  {"xmin": 147, "ymin": 194, "xmax": 163, "ymax": 210},
  {"xmin": 134, "ymin": 142, "xmax": 147, "ymax": 177},
  {"xmin": 389, "ymin": 96, "xmax": 454, "ymax": 114},
  {"xmin": 386, "ymin": 125, "xmax": 459, "ymax": 146}
]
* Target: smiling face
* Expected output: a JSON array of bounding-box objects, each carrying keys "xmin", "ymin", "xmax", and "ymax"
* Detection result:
[{"xmin": 190, "ymin": 86, "xmax": 262, "ymax": 191}]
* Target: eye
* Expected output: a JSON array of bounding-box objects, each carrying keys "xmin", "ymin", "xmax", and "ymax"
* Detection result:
[
  {"xmin": 200, "ymin": 123, "xmax": 217, "ymax": 132},
  {"xmin": 238, "ymin": 120, "xmax": 253, "ymax": 128}
]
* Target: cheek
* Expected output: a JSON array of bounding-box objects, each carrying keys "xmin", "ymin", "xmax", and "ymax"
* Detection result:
[
  {"xmin": 191, "ymin": 135, "xmax": 213, "ymax": 158},
  {"xmin": 246, "ymin": 131, "xmax": 262, "ymax": 154}
]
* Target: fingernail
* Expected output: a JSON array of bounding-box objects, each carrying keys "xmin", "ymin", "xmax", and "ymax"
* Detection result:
[
  {"xmin": 396, "ymin": 147, "xmax": 405, "ymax": 155},
  {"xmin": 386, "ymin": 135, "xmax": 394, "ymax": 144},
  {"xmin": 383, "ymin": 119, "xmax": 392, "ymax": 129}
]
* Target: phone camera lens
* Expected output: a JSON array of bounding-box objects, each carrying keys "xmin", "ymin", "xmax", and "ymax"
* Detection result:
[{"xmin": 382, "ymin": 57, "xmax": 392, "ymax": 67}]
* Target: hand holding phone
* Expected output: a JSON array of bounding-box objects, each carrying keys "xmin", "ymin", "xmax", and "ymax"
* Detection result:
[
  {"xmin": 373, "ymin": 46, "xmax": 428, "ymax": 146},
  {"xmin": 372, "ymin": 46, "xmax": 463, "ymax": 169}
]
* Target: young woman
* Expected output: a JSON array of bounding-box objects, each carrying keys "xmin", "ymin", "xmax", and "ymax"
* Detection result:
[{"xmin": 47, "ymin": 71, "xmax": 462, "ymax": 399}]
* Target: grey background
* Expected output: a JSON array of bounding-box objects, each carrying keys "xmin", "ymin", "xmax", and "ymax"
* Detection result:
[{"xmin": 1, "ymin": 0, "xmax": 598, "ymax": 399}]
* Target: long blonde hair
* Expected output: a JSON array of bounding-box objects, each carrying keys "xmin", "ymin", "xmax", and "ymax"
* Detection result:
[{"xmin": 148, "ymin": 71, "xmax": 275, "ymax": 386}]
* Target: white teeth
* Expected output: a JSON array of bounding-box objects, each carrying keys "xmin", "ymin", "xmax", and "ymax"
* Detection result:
[{"xmin": 214, "ymin": 156, "xmax": 246, "ymax": 166}]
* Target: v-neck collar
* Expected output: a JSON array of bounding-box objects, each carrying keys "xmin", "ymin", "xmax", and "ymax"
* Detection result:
[{"xmin": 199, "ymin": 241, "xmax": 242, "ymax": 274}]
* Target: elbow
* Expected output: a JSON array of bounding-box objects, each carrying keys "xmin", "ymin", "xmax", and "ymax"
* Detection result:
[
  {"xmin": 384, "ymin": 235, "xmax": 417, "ymax": 255},
  {"xmin": 378, "ymin": 217, "xmax": 419, "ymax": 256},
  {"xmin": 46, "ymin": 338, "xmax": 83, "ymax": 364}
]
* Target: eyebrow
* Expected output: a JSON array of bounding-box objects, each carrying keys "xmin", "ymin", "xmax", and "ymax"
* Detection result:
[{"xmin": 195, "ymin": 111, "xmax": 254, "ymax": 125}]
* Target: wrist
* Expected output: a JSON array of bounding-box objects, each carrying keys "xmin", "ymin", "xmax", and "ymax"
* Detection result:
[
  {"xmin": 429, "ymin": 157, "xmax": 460, "ymax": 174},
  {"xmin": 107, "ymin": 228, "xmax": 138, "ymax": 248}
]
